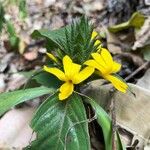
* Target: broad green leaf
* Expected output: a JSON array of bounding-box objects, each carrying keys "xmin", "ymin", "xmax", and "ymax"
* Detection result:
[
  {"xmin": 0, "ymin": 86, "xmax": 53, "ymax": 116},
  {"xmin": 108, "ymin": 12, "xmax": 145, "ymax": 33},
  {"xmin": 31, "ymin": 26, "xmax": 68, "ymax": 50},
  {"xmin": 85, "ymin": 98, "xmax": 125, "ymax": 150},
  {"xmin": 25, "ymin": 93, "xmax": 90, "ymax": 150},
  {"xmin": 21, "ymin": 71, "xmax": 61, "ymax": 89},
  {"xmin": 32, "ymin": 17, "xmax": 97, "ymax": 64}
]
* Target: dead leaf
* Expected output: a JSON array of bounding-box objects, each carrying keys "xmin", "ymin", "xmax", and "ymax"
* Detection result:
[
  {"xmin": 106, "ymin": 29, "xmax": 122, "ymax": 54},
  {"xmin": 6, "ymin": 73, "xmax": 27, "ymax": 91},
  {"xmin": 83, "ymin": 80, "xmax": 150, "ymax": 149},
  {"xmin": 23, "ymin": 50, "xmax": 38, "ymax": 61},
  {"xmin": 108, "ymin": 12, "xmax": 145, "ymax": 33},
  {"xmin": 0, "ymin": 74, "xmax": 6, "ymax": 93},
  {"xmin": 19, "ymin": 39, "xmax": 27, "ymax": 54},
  {"xmin": 132, "ymin": 17, "xmax": 150, "ymax": 50},
  {"xmin": 0, "ymin": 107, "xmax": 36, "ymax": 149},
  {"xmin": 137, "ymin": 68, "xmax": 150, "ymax": 90}
]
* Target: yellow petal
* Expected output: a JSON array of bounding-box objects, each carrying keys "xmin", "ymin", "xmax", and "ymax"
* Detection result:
[
  {"xmin": 84, "ymin": 59, "xmax": 106, "ymax": 74},
  {"xmin": 91, "ymin": 31, "xmax": 98, "ymax": 39},
  {"xmin": 63, "ymin": 55, "xmax": 81, "ymax": 78},
  {"xmin": 46, "ymin": 52, "xmax": 58, "ymax": 63},
  {"xmin": 112, "ymin": 61, "xmax": 121, "ymax": 73},
  {"xmin": 63, "ymin": 55, "xmax": 73, "ymax": 76},
  {"xmin": 94, "ymin": 40, "xmax": 101, "ymax": 50},
  {"xmin": 104, "ymin": 75, "xmax": 128, "ymax": 93},
  {"xmin": 73, "ymin": 67, "xmax": 94, "ymax": 84},
  {"xmin": 43, "ymin": 66, "xmax": 66, "ymax": 81},
  {"xmin": 59, "ymin": 82, "xmax": 74, "ymax": 100},
  {"xmin": 91, "ymin": 53, "xmax": 106, "ymax": 67},
  {"xmin": 101, "ymin": 48, "xmax": 113, "ymax": 69}
]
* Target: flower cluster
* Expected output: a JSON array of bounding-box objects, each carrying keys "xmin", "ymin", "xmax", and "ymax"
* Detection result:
[{"xmin": 44, "ymin": 31, "xmax": 128, "ymax": 100}]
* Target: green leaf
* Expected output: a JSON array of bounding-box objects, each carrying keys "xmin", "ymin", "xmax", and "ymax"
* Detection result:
[
  {"xmin": 0, "ymin": 2, "xmax": 5, "ymax": 33},
  {"xmin": 108, "ymin": 12, "xmax": 145, "ymax": 33},
  {"xmin": 21, "ymin": 70, "xmax": 61, "ymax": 89},
  {"xmin": 25, "ymin": 93, "xmax": 90, "ymax": 150},
  {"xmin": 85, "ymin": 98, "xmax": 124, "ymax": 150},
  {"xmin": 0, "ymin": 86, "xmax": 53, "ymax": 116},
  {"xmin": 6, "ymin": 21, "xmax": 20, "ymax": 48},
  {"xmin": 32, "ymin": 26, "xmax": 68, "ymax": 50},
  {"xmin": 33, "ymin": 72, "xmax": 61, "ymax": 88},
  {"xmin": 32, "ymin": 17, "xmax": 96, "ymax": 64},
  {"xmin": 19, "ymin": 0, "xmax": 27, "ymax": 19}
]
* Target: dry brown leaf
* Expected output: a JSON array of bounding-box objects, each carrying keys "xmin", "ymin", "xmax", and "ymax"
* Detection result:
[
  {"xmin": 132, "ymin": 17, "xmax": 150, "ymax": 50},
  {"xmin": 83, "ymin": 80, "xmax": 150, "ymax": 149},
  {"xmin": 23, "ymin": 50, "xmax": 38, "ymax": 61}
]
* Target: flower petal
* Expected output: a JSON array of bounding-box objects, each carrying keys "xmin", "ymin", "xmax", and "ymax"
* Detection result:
[
  {"xmin": 63, "ymin": 55, "xmax": 81, "ymax": 78},
  {"xmin": 46, "ymin": 52, "xmax": 58, "ymax": 63},
  {"xmin": 91, "ymin": 31, "xmax": 98, "ymax": 39},
  {"xmin": 101, "ymin": 48, "xmax": 113, "ymax": 67},
  {"xmin": 59, "ymin": 82, "xmax": 74, "ymax": 100},
  {"xmin": 91, "ymin": 53, "xmax": 106, "ymax": 67},
  {"xmin": 94, "ymin": 40, "xmax": 101, "ymax": 49},
  {"xmin": 73, "ymin": 67, "xmax": 94, "ymax": 84},
  {"xmin": 43, "ymin": 66, "xmax": 66, "ymax": 81},
  {"xmin": 104, "ymin": 75, "xmax": 128, "ymax": 93},
  {"xmin": 84, "ymin": 59, "xmax": 106, "ymax": 74},
  {"xmin": 63, "ymin": 55, "xmax": 72, "ymax": 74},
  {"xmin": 112, "ymin": 61, "xmax": 121, "ymax": 73}
]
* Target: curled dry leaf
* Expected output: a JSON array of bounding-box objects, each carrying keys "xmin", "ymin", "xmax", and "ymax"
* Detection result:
[{"xmin": 132, "ymin": 17, "xmax": 150, "ymax": 50}]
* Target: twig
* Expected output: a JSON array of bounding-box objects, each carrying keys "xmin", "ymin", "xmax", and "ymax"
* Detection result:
[
  {"xmin": 125, "ymin": 61, "xmax": 150, "ymax": 82},
  {"xmin": 110, "ymin": 89, "xmax": 116, "ymax": 150}
]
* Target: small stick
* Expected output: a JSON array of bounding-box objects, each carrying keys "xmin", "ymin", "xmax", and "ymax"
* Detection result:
[
  {"xmin": 112, "ymin": 97, "xmax": 116, "ymax": 150},
  {"xmin": 125, "ymin": 61, "xmax": 150, "ymax": 82},
  {"xmin": 110, "ymin": 90, "xmax": 116, "ymax": 150}
]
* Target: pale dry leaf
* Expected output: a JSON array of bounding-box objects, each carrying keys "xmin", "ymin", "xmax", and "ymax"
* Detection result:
[
  {"xmin": 106, "ymin": 29, "xmax": 122, "ymax": 54},
  {"xmin": 0, "ymin": 107, "xmax": 36, "ymax": 149},
  {"xmin": 132, "ymin": 17, "xmax": 150, "ymax": 50},
  {"xmin": 6, "ymin": 73, "xmax": 27, "ymax": 91},
  {"xmin": 83, "ymin": 80, "xmax": 150, "ymax": 149},
  {"xmin": 137, "ymin": 68, "xmax": 150, "ymax": 90},
  {"xmin": 23, "ymin": 50, "xmax": 38, "ymax": 61}
]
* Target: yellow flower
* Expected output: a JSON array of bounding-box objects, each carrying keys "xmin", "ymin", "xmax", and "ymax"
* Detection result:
[
  {"xmin": 46, "ymin": 52, "xmax": 58, "ymax": 63},
  {"xmin": 84, "ymin": 48, "xmax": 128, "ymax": 93},
  {"xmin": 44, "ymin": 55, "xmax": 94, "ymax": 100},
  {"xmin": 91, "ymin": 31, "xmax": 101, "ymax": 50}
]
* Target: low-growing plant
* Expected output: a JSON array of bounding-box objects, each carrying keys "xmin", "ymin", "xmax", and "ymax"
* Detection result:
[{"xmin": 0, "ymin": 17, "xmax": 128, "ymax": 150}]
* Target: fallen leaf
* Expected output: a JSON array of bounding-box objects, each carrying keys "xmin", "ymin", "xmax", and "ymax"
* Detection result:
[
  {"xmin": 132, "ymin": 18, "xmax": 150, "ymax": 50},
  {"xmin": 6, "ymin": 73, "xmax": 27, "ymax": 91},
  {"xmin": 137, "ymin": 68, "xmax": 150, "ymax": 90},
  {"xmin": 0, "ymin": 107, "xmax": 36, "ymax": 149},
  {"xmin": 108, "ymin": 12, "xmax": 145, "ymax": 33},
  {"xmin": 106, "ymin": 29, "xmax": 122, "ymax": 54},
  {"xmin": 23, "ymin": 50, "xmax": 38, "ymax": 61},
  {"xmin": 83, "ymin": 80, "xmax": 150, "ymax": 149},
  {"xmin": 0, "ymin": 74, "xmax": 6, "ymax": 93},
  {"xmin": 19, "ymin": 39, "xmax": 27, "ymax": 54}
]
